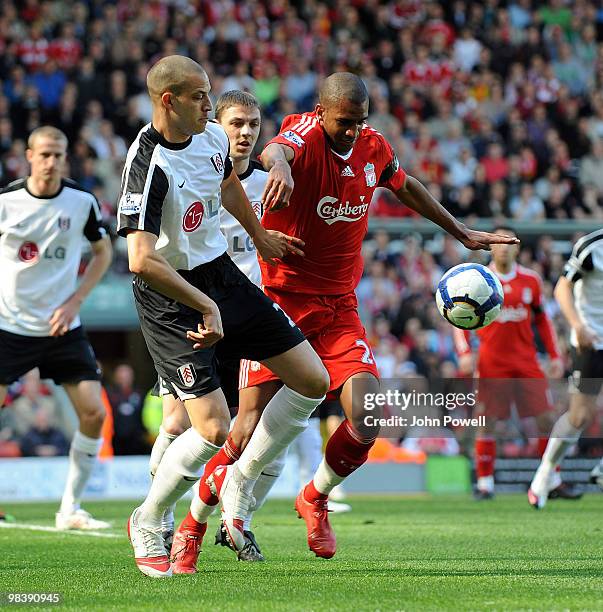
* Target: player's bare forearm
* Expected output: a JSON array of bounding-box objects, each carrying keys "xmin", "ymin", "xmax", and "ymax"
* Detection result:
[
  {"xmin": 126, "ymin": 231, "xmax": 217, "ymax": 315},
  {"xmin": 50, "ymin": 236, "xmax": 113, "ymax": 336},
  {"xmin": 395, "ymin": 177, "xmax": 520, "ymax": 250},
  {"xmin": 554, "ymin": 276, "xmax": 582, "ymax": 330},
  {"xmin": 221, "ymin": 171, "xmax": 304, "ymax": 260},
  {"xmin": 396, "ymin": 176, "xmax": 467, "ymax": 239},
  {"xmin": 72, "ymin": 236, "xmax": 112, "ymax": 305},
  {"xmin": 260, "ymin": 143, "xmax": 294, "ymax": 170},
  {"xmin": 221, "ymin": 172, "xmax": 264, "ymax": 240},
  {"xmin": 260, "ymin": 144, "xmax": 294, "ymax": 211}
]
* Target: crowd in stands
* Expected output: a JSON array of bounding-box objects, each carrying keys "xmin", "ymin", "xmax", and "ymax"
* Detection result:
[
  {"xmin": 1, "ymin": 0, "xmax": 603, "ymax": 223},
  {"xmin": 1, "ymin": 1, "xmax": 602, "ymax": 454}
]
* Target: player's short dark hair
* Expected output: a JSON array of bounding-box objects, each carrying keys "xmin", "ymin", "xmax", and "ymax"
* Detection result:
[
  {"xmin": 319, "ymin": 72, "xmax": 368, "ymax": 107},
  {"xmin": 215, "ymin": 90, "xmax": 260, "ymax": 121}
]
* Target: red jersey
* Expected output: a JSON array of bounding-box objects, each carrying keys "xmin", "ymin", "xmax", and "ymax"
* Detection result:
[
  {"xmin": 260, "ymin": 112, "xmax": 407, "ymax": 294},
  {"xmin": 454, "ymin": 264, "xmax": 560, "ymax": 375}
]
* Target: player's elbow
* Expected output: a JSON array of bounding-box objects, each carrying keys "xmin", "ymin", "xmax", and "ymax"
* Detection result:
[
  {"xmin": 554, "ymin": 276, "xmax": 569, "ymax": 301},
  {"xmin": 96, "ymin": 238, "xmax": 113, "ymax": 268},
  {"xmin": 128, "ymin": 253, "xmax": 149, "ymax": 276}
]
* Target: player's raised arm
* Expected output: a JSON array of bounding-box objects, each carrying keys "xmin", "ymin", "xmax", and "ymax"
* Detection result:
[
  {"xmin": 220, "ymin": 169, "xmax": 304, "ymax": 262},
  {"xmin": 260, "ymin": 142, "xmax": 295, "ymax": 212},
  {"xmin": 394, "ymin": 176, "xmax": 520, "ymax": 251}
]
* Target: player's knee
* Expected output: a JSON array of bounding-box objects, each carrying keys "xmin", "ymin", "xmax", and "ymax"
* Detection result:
[
  {"xmin": 162, "ymin": 412, "xmax": 188, "ymax": 436},
  {"xmin": 79, "ymin": 402, "xmax": 105, "ymax": 432},
  {"xmin": 570, "ymin": 407, "xmax": 594, "ymax": 430},
  {"xmin": 162, "ymin": 422, "xmax": 186, "ymax": 437},
  {"xmin": 570, "ymin": 395, "xmax": 597, "ymax": 429},
  {"xmin": 350, "ymin": 412, "xmax": 381, "ymax": 440},
  {"xmin": 296, "ymin": 362, "xmax": 330, "ymax": 399},
  {"xmin": 197, "ymin": 420, "xmax": 229, "ymax": 447}
]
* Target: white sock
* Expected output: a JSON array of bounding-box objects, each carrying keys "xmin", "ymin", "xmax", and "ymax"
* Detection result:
[
  {"xmin": 140, "ymin": 428, "xmax": 219, "ymax": 527},
  {"xmin": 60, "ymin": 431, "xmax": 102, "ymax": 515},
  {"xmin": 236, "ymin": 386, "xmax": 324, "ymax": 482},
  {"xmin": 532, "ymin": 413, "xmax": 583, "ymax": 495},
  {"xmin": 293, "ymin": 419, "xmax": 323, "ymax": 485},
  {"xmin": 244, "ymin": 449, "xmax": 288, "ymax": 529},
  {"xmin": 149, "ymin": 427, "xmax": 179, "ymax": 477},
  {"xmin": 149, "ymin": 427, "xmax": 179, "ymax": 530},
  {"xmin": 190, "ymin": 495, "xmax": 216, "ymax": 524},
  {"xmin": 477, "ymin": 475, "xmax": 495, "ymax": 493},
  {"xmin": 313, "ymin": 459, "xmax": 344, "ymax": 496}
]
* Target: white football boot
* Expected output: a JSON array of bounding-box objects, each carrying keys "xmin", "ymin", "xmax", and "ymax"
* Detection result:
[
  {"xmin": 55, "ymin": 508, "xmax": 111, "ymax": 530},
  {"xmin": 127, "ymin": 507, "xmax": 172, "ymax": 577},
  {"xmin": 207, "ymin": 465, "xmax": 255, "ymax": 553}
]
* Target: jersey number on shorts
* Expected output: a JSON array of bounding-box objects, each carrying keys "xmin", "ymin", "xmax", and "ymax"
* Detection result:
[{"xmin": 355, "ymin": 339, "xmax": 375, "ymax": 364}]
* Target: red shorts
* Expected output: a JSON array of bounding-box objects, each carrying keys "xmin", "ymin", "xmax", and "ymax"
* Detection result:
[
  {"xmin": 476, "ymin": 360, "xmax": 553, "ymax": 419},
  {"xmin": 240, "ymin": 288, "xmax": 379, "ymax": 394}
]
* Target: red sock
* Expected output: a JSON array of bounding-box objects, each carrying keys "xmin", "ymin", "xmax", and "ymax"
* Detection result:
[
  {"xmin": 537, "ymin": 437, "xmax": 549, "ymax": 457},
  {"xmin": 179, "ymin": 510, "xmax": 209, "ymax": 533},
  {"xmin": 198, "ymin": 435, "xmax": 241, "ymax": 505},
  {"xmin": 325, "ymin": 420, "xmax": 375, "ymax": 477},
  {"xmin": 304, "ymin": 421, "xmax": 375, "ymax": 504},
  {"xmin": 304, "ymin": 479, "xmax": 328, "ymax": 503},
  {"xmin": 475, "ymin": 437, "xmax": 496, "ymax": 480},
  {"xmin": 303, "ymin": 421, "xmax": 376, "ymax": 504}
]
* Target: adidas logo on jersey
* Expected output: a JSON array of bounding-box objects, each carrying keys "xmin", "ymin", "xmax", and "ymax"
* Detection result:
[{"xmin": 341, "ymin": 166, "xmax": 355, "ymax": 177}]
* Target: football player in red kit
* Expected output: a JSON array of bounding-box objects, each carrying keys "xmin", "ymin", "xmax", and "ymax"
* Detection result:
[
  {"xmin": 188, "ymin": 73, "xmax": 519, "ymax": 562},
  {"xmin": 454, "ymin": 227, "xmax": 581, "ymax": 500}
]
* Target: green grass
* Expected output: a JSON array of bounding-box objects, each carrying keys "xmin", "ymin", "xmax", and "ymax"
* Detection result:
[{"xmin": 1, "ymin": 495, "xmax": 602, "ymax": 611}]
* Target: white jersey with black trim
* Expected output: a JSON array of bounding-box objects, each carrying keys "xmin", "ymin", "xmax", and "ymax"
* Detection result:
[
  {"xmin": 117, "ymin": 122, "xmax": 233, "ymax": 270},
  {"xmin": 0, "ymin": 178, "xmax": 105, "ymax": 337},
  {"xmin": 562, "ymin": 228, "xmax": 603, "ymax": 349},
  {"xmin": 220, "ymin": 160, "xmax": 266, "ymax": 286}
]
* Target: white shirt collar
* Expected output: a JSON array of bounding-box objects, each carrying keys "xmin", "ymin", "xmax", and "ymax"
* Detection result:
[
  {"xmin": 491, "ymin": 262, "xmax": 517, "ymax": 282},
  {"xmin": 331, "ymin": 146, "xmax": 354, "ymax": 160}
]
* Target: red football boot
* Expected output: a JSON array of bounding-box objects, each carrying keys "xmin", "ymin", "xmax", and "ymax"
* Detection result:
[
  {"xmin": 170, "ymin": 513, "xmax": 208, "ymax": 574},
  {"xmin": 295, "ymin": 485, "xmax": 336, "ymax": 559}
]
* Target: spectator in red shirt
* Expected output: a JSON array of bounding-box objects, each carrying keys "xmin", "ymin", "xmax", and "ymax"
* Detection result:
[
  {"xmin": 481, "ymin": 143, "xmax": 509, "ymax": 183},
  {"xmin": 48, "ymin": 22, "xmax": 82, "ymax": 71}
]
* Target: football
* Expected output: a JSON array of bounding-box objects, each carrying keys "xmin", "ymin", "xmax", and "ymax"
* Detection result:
[{"xmin": 435, "ymin": 263, "xmax": 504, "ymax": 330}]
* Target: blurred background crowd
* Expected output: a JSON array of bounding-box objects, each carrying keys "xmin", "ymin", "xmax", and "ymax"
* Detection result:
[{"xmin": 0, "ymin": 0, "xmax": 601, "ymax": 455}]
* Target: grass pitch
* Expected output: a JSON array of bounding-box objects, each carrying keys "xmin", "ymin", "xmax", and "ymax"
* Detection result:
[{"xmin": 1, "ymin": 495, "xmax": 602, "ymax": 611}]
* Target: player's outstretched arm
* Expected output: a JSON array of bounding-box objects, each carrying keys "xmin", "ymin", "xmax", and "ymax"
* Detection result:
[
  {"xmin": 126, "ymin": 230, "xmax": 223, "ymax": 347},
  {"xmin": 49, "ymin": 236, "xmax": 112, "ymax": 337},
  {"xmin": 395, "ymin": 176, "xmax": 520, "ymax": 250},
  {"xmin": 221, "ymin": 170, "xmax": 304, "ymax": 263},
  {"xmin": 554, "ymin": 275, "xmax": 598, "ymax": 350},
  {"xmin": 260, "ymin": 143, "xmax": 295, "ymax": 212}
]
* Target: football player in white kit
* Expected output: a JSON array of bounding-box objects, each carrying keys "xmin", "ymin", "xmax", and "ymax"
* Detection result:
[
  {"xmin": 119, "ymin": 57, "xmax": 329, "ymax": 578},
  {"xmin": 0, "ymin": 126, "xmax": 113, "ymax": 530},
  {"xmin": 529, "ymin": 229, "xmax": 603, "ymax": 508},
  {"xmin": 149, "ymin": 89, "xmax": 269, "ymax": 560},
  {"xmin": 146, "ymin": 90, "xmax": 328, "ymax": 572}
]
